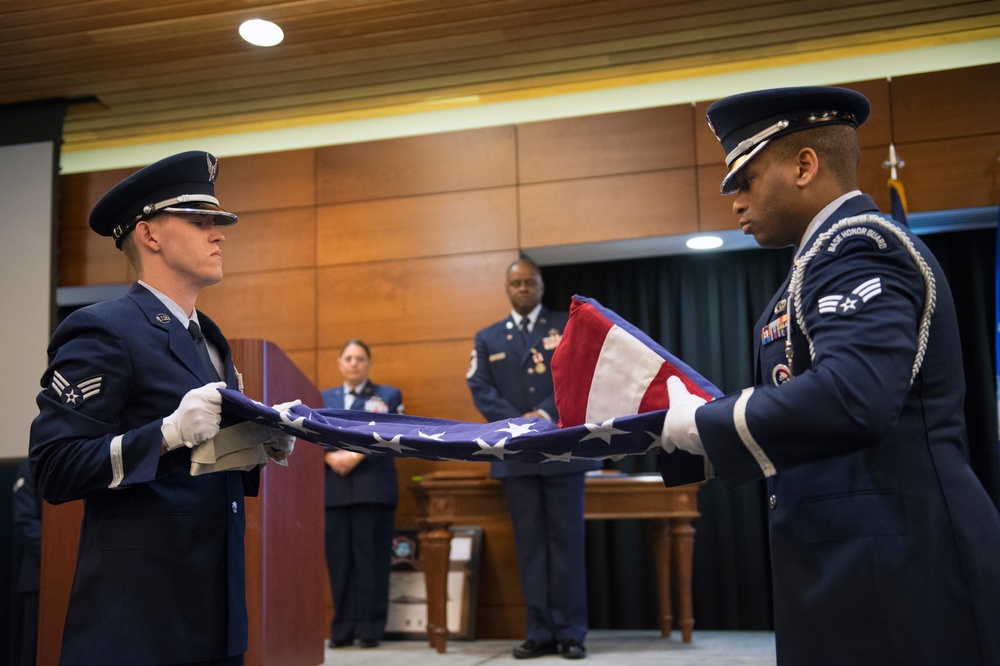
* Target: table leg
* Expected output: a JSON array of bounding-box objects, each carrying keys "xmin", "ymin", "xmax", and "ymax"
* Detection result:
[
  {"xmin": 671, "ymin": 517, "xmax": 696, "ymax": 643},
  {"xmin": 418, "ymin": 522, "xmax": 453, "ymax": 653},
  {"xmin": 652, "ymin": 518, "xmax": 673, "ymax": 637}
]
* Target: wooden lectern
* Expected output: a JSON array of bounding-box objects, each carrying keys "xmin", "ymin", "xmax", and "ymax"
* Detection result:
[{"xmin": 36, "ymin": 339, "xmax": 324, "ymax": 666}]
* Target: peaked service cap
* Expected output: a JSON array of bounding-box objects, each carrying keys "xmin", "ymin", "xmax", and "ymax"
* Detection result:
[
  {"xmin": 706, "ymin": 86, "xmax": 871, "ymax": 194},
  {"xmin": 89, "ymin": 150, "xmax": 237, "ymax": 249}
]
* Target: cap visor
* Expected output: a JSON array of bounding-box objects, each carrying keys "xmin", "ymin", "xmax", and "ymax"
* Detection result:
[{"xmin": 161, "ymin": 204, "xmax": 237, "ymax": 225}]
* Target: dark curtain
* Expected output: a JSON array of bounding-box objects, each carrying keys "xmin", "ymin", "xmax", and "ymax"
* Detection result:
[{"xmin": 540, "ymin": 224, "xmax": 999, "ymax": 631}]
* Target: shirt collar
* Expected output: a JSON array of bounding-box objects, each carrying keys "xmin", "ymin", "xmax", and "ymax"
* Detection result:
[
  {"xmin": 511, "ymin": 303, "xmax": 542, "ymax": 330},
  {"xmin": 345, "ymin": 380, "xmax": 369, "ymax": 395},
  {"xmin": 796, "ymin": 190, "xmax": 862, "ymax": 257}
]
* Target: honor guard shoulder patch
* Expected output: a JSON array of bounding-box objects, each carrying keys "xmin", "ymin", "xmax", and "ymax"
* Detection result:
[
  {"xmin": 50, "ymin": 370, "xmax": 103, "ymax": 407},
  {"xmin": 825, "ymin": 225, "xmax": 889, "ymax": 255},
  {"xmin": 818, "ymin": 277, "xmax": 883, "ymax": 316}
]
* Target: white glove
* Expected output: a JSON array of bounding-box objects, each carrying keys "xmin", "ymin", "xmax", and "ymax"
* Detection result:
[
  {"xmin": 265, "ymin": 399, "xmax": 302, "ymax": 464},
  {"xmin": 272, "ymin": 399, "xmax": 302, "ymax": 414},
  {"xmin": 264, "ymin": 430, "xmax": 296, "ymax": 465},
  {"xmin": 161, "ymin": 382, "xmax": 227, "ymax": 451},
  {"xmin": 661, "ymin": 376, "xmax": 707, "ymax": 456}
]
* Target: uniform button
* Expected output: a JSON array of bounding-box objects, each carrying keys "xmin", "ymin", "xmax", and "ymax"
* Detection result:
[
  {"xmin": 769, "ymin": 495, "xmax": 777, "ymax": 510},
  {"xmin": 231, "ymin": 501, "xmax": 238, "ymax": 514},
  {"xmin": 527, "ymin": 368, "xmax": 534, "ymax": 374},
  {"xmin": 528, "ymin": 386, "xmax": 536, "ymax": 393}
]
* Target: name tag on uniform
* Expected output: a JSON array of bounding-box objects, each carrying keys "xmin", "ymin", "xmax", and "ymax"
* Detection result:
[
  {"xmin": 760, "ymin": 314, "xmax": 788, "ymax": 346},
  {"xmin": 489, "ymin": 352, "xmax": 506, "ymax": 362}
]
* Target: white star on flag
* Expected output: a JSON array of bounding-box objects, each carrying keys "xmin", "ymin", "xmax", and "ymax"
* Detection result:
[
  {"xmin": 581, "ymin": 419, "xmax": 628, "ymax": 444},
  {"xmin": 279, "ymin": 410, "xmax": 320, "ymax": 435},
  {"xmin": 341, "ymin": 441, "xmax": 373, "ymax": 454},
  {"xmin": 541, "ymin": 451, "xmax": 575, "ymax": 463},
  {"xmin": 644, "ymin": 429, "xmax": 667, "ymax": 453},
  {"xmin": 418, "ymin": 431, "xmax": 445, "ymax": 440},
  {"xmin": 498, "ymin": 421, "xmax": 538, "ymax": 438},
  {"xmin": 372, "ymin": 433, "xmax": 415, "ymax": 454},
  {"xmin": 473, "ymin": 437, "xmax": 514, "ymax": 460}
]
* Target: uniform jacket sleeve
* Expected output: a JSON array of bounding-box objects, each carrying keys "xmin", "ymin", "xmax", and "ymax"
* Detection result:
[
  {"xmin": 467, "ymin": 326, "xmax": 525, "ymax": 421},
  {"xmin": 29, "ymin": 307, "xmax": 166, "ymax": 503},
  {"xmin": 696, "ymin": 211, "xmax": 931, "ymax": 488}
]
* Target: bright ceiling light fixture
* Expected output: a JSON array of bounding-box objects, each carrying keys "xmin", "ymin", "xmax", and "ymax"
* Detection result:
[
  {"xmin": 686, "ymin": 235, "xmax": 724, "ymax": 250},
  {"xmin": 239, "ymin": 19, "xmax": 284, "ymax": 47}
]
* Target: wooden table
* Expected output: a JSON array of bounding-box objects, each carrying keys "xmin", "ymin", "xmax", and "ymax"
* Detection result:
[{"xmin": 410, "ymin": 471, "xmax": 700, "ymax": 653}]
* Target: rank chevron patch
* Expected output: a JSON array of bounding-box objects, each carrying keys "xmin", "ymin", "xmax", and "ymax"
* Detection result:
[
  {"xmin": 50, "ymin": 370, "xmax": 103, "ymax": 407},
  {"xmin": 818, "ymin": 277, "xmax": 883, "ymax": 316}
]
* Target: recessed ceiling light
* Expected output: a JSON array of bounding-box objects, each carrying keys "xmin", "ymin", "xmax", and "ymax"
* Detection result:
[
  {"xmin": 686, "ymin": 235, "xmax": 724, "ymax": 250},
  {"xmin": 239, "ymin": 19, "xmax": 283, "ymax": 47}
]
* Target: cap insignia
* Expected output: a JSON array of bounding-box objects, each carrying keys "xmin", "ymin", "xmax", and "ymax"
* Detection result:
[{"xmin": 206, "ymin": 153, "xmax": 218, "ymax": 183}]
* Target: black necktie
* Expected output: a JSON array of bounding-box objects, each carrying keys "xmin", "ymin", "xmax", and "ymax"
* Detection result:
[
  {"xmin": 519, "ymin": 318, "xmax": 530, "ymax": 337},
  {"xmin": 188, "ymin": 320, "xmax": 220, "ymax": 380},
  {"xmin": 348, "ymin": 389, "xmax": 364, "ymax": 410}
]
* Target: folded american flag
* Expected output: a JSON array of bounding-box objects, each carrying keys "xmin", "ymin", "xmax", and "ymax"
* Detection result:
[
  {"xmin": 217, "ymin": 296, "xmax": 720, "ymax": 467},
  {"xmin": 552, "ymin": 295, "xmax": 722, "ymax": 427},
  {"xmin": 220, "ymin": 389, "xmax": 669, "ymax": 463}
]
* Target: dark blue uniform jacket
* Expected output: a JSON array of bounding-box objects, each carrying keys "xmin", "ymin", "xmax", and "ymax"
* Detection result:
[{"xmin": 29, "ymin": 283, "xmax": 258, "ymax": 666}]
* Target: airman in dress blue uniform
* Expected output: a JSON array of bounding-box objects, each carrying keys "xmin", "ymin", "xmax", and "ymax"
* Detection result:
[
  {"xmin": 660, "ymin": 87, "xmax": 1000, "ymax": 665},
  {"xmin": 29, "ymin": 151, "xmax": 292, "ymax": 666},
  {"xmin": 467, "ymin": 259, "xmax": 598, "ymax": 660},
  {"xmin": 321, "ymin": 339, "xmax": 403, "ymax": 649}
]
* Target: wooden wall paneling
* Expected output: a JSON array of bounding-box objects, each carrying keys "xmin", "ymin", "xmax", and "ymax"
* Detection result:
[
  {"xmin": 198, "ymin": 267, "xmax": 317, "ymax": 353},
  {"xmin": 56, "ymin": 226, "xmax": 132, "ymax": 287},
  {"xmin": 696, "ymin": 164, "xmax": 737, "ymax": 233},
  {"xmin": 520, "ymin": 170, "xmax": 699, "ymax": 248},
  {"xmin": 316, "ymin": 187, "xmax": 518, "ymax": 265},
  {"xmin": 213, "ymin": 149, "xmax": 316, "ymax": 213},
  {"xmin": 58, "ymin": 169, "xmax": 133, "ymax": 230},
  {"xmin": 891, "ymin": 63, "xmax": 1000, "ymax": 144},
  {"xmin": 517, "ymin": 105, "xmax": 696, "ymax": 184},
  {"xmin": 220, "ymin": 206, "xmax": 317, "ymax": 274},
  {"xmin": 317, "ymin": 338, "xmax": 485, "ymax": 422},
  {"xmin": 284, "ymin": 349, "xmax": 318, "ymax": 392},
  {"xmin": 844, "ymin": 79, "xmax": 892, "ymax": 148},
  {"xmin": 57, "ymin": 169, "xmax": 136, "ymax": 287},
  {"xmin": 859, "ymin": 145, "xmax": 894, "ymax": 213},
  {"xmin": 315, "ymin": 251, "xmax": 517, "ymax": 348},
  {"xmin": 891, "ymin": 134, "xmax": 1000, "ymax": 212},
  {"xmin": 315, "ymin": 127, "xmax": 517, "ymax": 204}
]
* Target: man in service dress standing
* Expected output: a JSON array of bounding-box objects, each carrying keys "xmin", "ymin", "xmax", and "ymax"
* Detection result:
[
  {"xmin": 467, "ymin": 258, "xmax": 598, "ymax": 660},
  {"xmin": 660, "ymin": 86, "xmax": 1000, "ymax": 665},
  {"xmin": 29, "ymin": 151, "xmax": 292, "ymax": 666}
]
